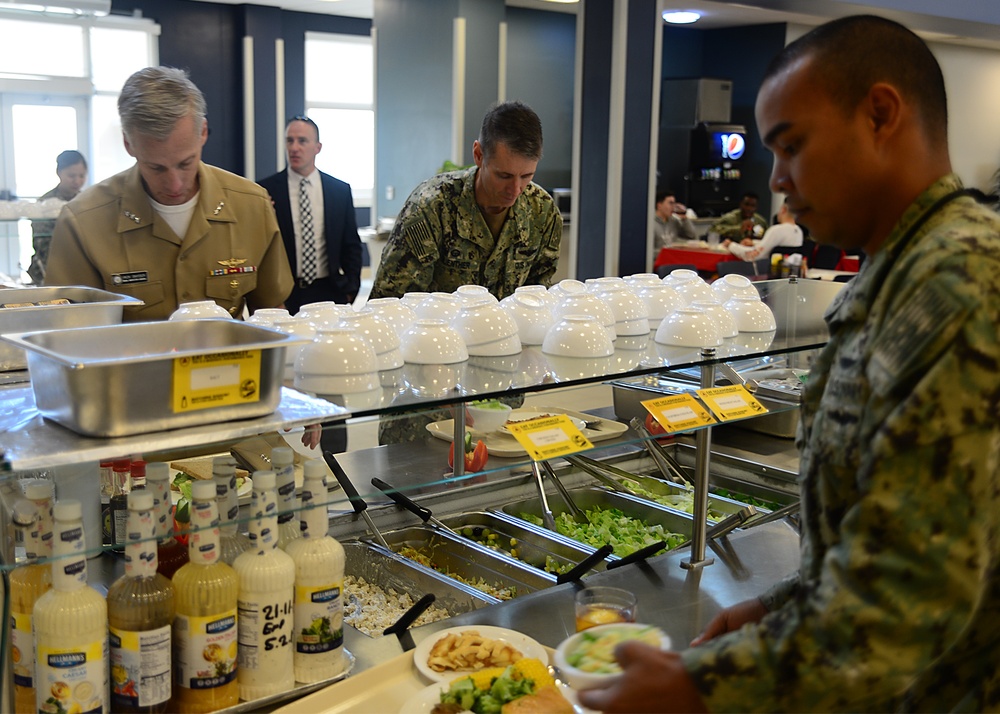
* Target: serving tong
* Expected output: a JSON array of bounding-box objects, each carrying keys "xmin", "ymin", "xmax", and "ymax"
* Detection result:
[
  {"xmin": 371, "ymin": 477, "xmax": 460, "ymax": 536},
  {"xmin": 628, "ymin": 417, "xmax": 694, "ymax": 487},
  {"xmin": 325, "ymin": 451, "xmax": 390, "ymax": 551}
]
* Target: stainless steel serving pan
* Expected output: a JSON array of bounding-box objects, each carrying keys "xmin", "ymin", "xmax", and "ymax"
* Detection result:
[
  {"xmin": 361, "ymin": 526, "xmax": 556, "ymax": 601},
  {"xmin": 437, "ymin": 510, "xmax": 609, "ymax": 577},
  {"xmin": 1, "ymin": 319, "xmax": 305, "ymax": 437},
  {"xmin": 0, "ymin": 285, "xmax": 142, "ymax": 371},
  {"xmin": 498, "ymin": 486, "xmax": 700, "ymax": 557}
]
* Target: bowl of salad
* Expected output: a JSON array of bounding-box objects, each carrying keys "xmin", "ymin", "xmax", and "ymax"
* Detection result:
[{"xmin": 554, "ymin": 623, "xmax": 670, "ymax": 691}]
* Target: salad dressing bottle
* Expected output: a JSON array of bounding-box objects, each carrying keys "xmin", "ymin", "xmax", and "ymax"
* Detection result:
[
  {"xmin": 107, "ymin": 490, "xmax": 176, "ymax": 713},
  {"xmin": 145, "ymin": 462, "xmax": 188, "ymax": 579},
  {"xmin": 232, "ymin": 470, "xmax": 296, "ymax": 700},
  {"xmin": 213, "ymin": 457, "xmax": 252, "ymax": 565},
  {"xmin": 169, "ymin": 480, "xmax": 239, "ymax": 713},
  {"xmin": 272, "ymin": 447, "xmax": 302, "ymax": 550},
  {"xmin": 10, "ymin": 480, "xmax": 54, "ymax": 714},
  {"xmin": 33, "ymin": 499, "xmax": 109, "ymax": 714},
  {"xmin": 285, "ymin": 459, "xmax": 346, "ymax": 682}
]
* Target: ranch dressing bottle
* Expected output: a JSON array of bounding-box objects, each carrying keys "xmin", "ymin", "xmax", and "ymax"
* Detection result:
[
  {"xmin": 232, "ymin": 471, "xmax": 296, "ymax": 700},
  {"xmin": 107, "ymin": 490, "xmax": 175, "ymax": 713},
  {"xmin": 285, "ymin": 459, "xmax": 346, "ymax": 682},
  {"xmin": 169, "ymin": 480, "xmax": 239, "ymax": 713},
  {"xmin": 33, "ymin": 499, "xmax": 109, "ymax": 714},
  {"xmin": 212, "ymin": 457, "xmax": 251, "ymax": 565},
  {"xmin": 271, "ymin": 447, "xmax": 302, "ymax": 550}
]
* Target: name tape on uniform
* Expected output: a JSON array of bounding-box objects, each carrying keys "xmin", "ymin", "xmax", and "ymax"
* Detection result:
[
  {"xmin": 641, "ymin": 395, "xmax": 716, "ymax": 434},
  {"xmin": 696, "ymin": 385, "xmax": 768, "ymax": 421},
  {"xmin": 505, "ymin": 414, "xmax": 593, "ymax": 461}
]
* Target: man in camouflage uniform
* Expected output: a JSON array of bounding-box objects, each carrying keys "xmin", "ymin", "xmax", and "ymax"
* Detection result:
[
  {"xmin": 370, "ymin": 100, "xmax": 562, "ymax": 300},
  {"xmin": 710, "ymin": 191, "xmax": 768, "ymax": 242},
  {"xmin": 581, "ymin": 16, "xmax": 1000, "ymax": 713}
]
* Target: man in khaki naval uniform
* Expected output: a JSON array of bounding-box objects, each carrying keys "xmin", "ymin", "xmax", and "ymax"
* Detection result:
[
  {"xmin": 581, "ymin": 16, "xmax": 1000, "ymax": 714},
  {"xmin": 46, "ymin": 67, "xmax": 293, "ymax": 321}
]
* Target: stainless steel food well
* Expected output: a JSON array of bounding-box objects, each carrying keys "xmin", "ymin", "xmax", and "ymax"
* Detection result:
[
  {"xmin": 2, "ymin": 319, "xmax": 305, "ymax": 436},
  {"xmin": 437, "ymin": 511, "xmax": 609, "ymax": 577},
  {"xmin": 0, "ymin": 286, "xmax": 142, "ymax": 371},
  {"xmin": 361, "ymin": 525, "xmax": 556, "ymax": 601}
]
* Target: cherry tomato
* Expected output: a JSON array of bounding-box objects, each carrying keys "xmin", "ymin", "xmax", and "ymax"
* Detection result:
[{"xmin": 645, "ymin": 412, "xmax": 672, "ymax": 440}]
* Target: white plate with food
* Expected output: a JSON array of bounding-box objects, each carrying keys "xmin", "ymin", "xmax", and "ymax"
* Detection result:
[
  {"xmin": 413, "ymin": 626, "xmax": 548, "ymax": 683},
  {"xmin": 399, "ymin": 677, "xmax": 587, "ymax": 714},
  {"xmin": 498, "ymin": 408, "xmax": 587, "ymax": 435}
]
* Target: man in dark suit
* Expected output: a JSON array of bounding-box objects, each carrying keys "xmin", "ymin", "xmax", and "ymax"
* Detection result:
[{"xmin": 259, "ymin": 115, "xmax": 363, "ymax": 315}]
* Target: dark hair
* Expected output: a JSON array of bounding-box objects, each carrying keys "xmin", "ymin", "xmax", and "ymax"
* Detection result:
[
  {"xmin": 287, "ymin": 115, "xmax": 320, "ymax": 143},
  {"xmin": 655, "ymin": 188, "xmax": 676, "ymax": 204},
  {"xmin": 479, "ymin": 100, "xmax": 543, "ymax": 161},
  {"xmin": 56, "ymin": 150, "xmax": 87, "ymax": 173},
  {"xmin": 741, "ymin": 191, "xmax": 759, "ymax": 202},
  {"xmin": 764, "ymin": 15, "xmax": 947, "ymax": 143}
]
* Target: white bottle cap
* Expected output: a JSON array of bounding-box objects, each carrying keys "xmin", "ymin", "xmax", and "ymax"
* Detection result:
[
  {"xmin": 192, "ymin": 480, "xmax": 216, "ymax": 500},
  {"xmin": 21, "ymin": 478, "xmax": 55, "ymax": 501},
  {"xmin": 253, "ymin": 470, "xmax": 276, "ymax": 490},
  {"xmin": 54, "ymin": 499, "xmax": 82, "ymax": 521},
  {"xmin": 272, "ymin": 447, "xmax": 294, "ymax": 468},
  {"xmin": 145, "ymin": 462, "xmax": 171, "ymax": 483},
  {"xmin": 303, "ymin": 459, "xmax": 327, "ymax": 482},
  {"xmin": 128, "ymin": 490, "xmax": 154, "ymax": 511}
]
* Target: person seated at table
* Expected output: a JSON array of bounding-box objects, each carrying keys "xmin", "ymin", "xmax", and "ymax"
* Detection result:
[
  {"xmin": 653, "ymin": 188, "xmax": 696, "ymax": 250},
  {"xmin": 723, "ymin": 198, "xmax": 803, "ymax": 262},
  {"xmin": 710, "ymin": 191, "xmax": 768, "ymax": 242}
]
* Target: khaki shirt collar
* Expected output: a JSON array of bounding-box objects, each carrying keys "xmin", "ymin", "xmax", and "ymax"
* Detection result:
[{"xmin": 115, "ymin": 163, "xmax": 237, "ymax": 238}]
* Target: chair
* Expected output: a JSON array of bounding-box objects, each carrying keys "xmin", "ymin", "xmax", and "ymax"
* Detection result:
[
  {"xmin": 655, "ymin": 263, "xmax": 698, "ymax": 278},
  {"xmin": 716, "ymin": 261, "xmax": 756, "ymax": 278},
  {"xmin": 811, "ymin": 244, "xmax": 845, "ymax": 270}
]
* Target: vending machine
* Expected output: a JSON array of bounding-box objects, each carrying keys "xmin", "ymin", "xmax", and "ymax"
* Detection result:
[{"xmin": 681, "ymin": 122, "xmax": 747, "ymax": 217}]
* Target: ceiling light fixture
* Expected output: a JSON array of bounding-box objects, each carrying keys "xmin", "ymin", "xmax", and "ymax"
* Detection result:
[{"xmin": 662, "ymin": 10, "xmax": 701, "ymax": 24}]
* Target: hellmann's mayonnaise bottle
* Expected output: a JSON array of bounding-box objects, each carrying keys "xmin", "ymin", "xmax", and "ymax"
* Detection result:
[{"xmin": 33, "ymin": 499, "xmax": 109, "ymax": 714}]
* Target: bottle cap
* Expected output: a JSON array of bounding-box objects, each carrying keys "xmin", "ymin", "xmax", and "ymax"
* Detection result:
[
  {"xmin": 21, "ymin": 478, "xmax": 54, "ymax": 501},
  {"xmin": 130, "ymin": 460, "xmax": 147, "ymax": 477},
  {"xmin": 212, "ymin": 456, "xmax": 237, "ymax": 475},
  {"xmin": 54, "ymin": 499, "xmax": 82, "ymax": 521},
  {"xmin": 253, "ymin": 470, "xmax": 276, "ymax": 490},
  {"xmin": 271, "ymin": 447, "xmax": 294, "ymax": 468},
  {"xmin": 192, "ymin": 480, "xmax": 216, "ymax": 500},
  {"xmin": 113, "ymin": 458, "xmax": 131, "ymax": 472},
  {"xmin": 302, "ymin": 458, "xmax": 327, "ymax": 482},
  {"xmin": 145, "ymin": 462, "xmax": 171, "ymax": 483},
  {"xmin": 127, "ymin": 490, "xmax": 154, "ymax": 511}
]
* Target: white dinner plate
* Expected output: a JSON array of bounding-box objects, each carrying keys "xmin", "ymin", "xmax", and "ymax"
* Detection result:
[
  {"xmin": 498, "ymin": 408, "xmax": 587, "ymax": 436},
  {"xmin": 412, "ymin": 626, "xmax": 549, "ymax": 683},
  {"xmin": 170, "ymin": 475, "xmax": 253, "ymax": 505},
  {"xmin": 399, "ymin": 678, "xmax": 589, "ymax": 714}
]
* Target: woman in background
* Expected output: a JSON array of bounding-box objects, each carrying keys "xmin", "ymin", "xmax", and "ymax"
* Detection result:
[{"xmin": 28, "ymin": 149, "xmax": 88, "ymax": 284}]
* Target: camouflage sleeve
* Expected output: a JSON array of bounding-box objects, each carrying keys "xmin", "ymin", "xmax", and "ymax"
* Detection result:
[
  {"xmin": 370, "ymin": 201, "xmax": 442, "ymax": 298},
  {"xmin": 710, "ymin": 212, "xmax": 743, "ymax": 240},
  {"xmin": 681, "ymin": 257, "xmax": 1000, "ymax": 712},
  {"xmin": 524, "ymin": 204, "xmax": 563, "ymax": 287}
]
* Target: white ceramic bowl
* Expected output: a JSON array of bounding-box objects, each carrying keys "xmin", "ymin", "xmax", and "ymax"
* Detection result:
[
  {"xmin": 725, "ymin": 296, "xmax": 777, "ymax": 332},
  {"xmin": 499, "ymin": 293, "xmax": 555, "ymax": 345},
  {"xmin": 272, "ymin": 317, "xmax": 317, "ymax": 381},
  {"xmin": 593, "ymin": 283, "xmax": 650, "ymax": 336},
  {"xmin": 654, "ymin": 306, "xmax": 723, "ymax": 348},
  {"xmin": 169, "ymin": 301, "xmax": 232, "ymax": 320},
  {"xmin": 542, "ymin": 315, "xmax": 615, "ymax": 358},
  {"xmin": 671, "ymin": 277, "xmax": 718, "ymax": 306},
  {"xmin": 245, "ymin": 307, "xmax": 291, "ymax": 326},
  {"xmin": 403, "ymin": 362, "xmax": 465, "ymax": 397},
  {"xmin": 465, "ymin": 401, "xmax": 514, "ymax": 434},
  {"xmin": 453, "ymin": 284, "xmax": 498, "ymax": 304},
  {"xmin": 548, "ymin": 278, "xmax": 588, "ymax": 300},
  {"xmin": 554, "ymin": 623, "xmax": 671, "ymax": 691},
  {"xmin": 399, "ymin": 291, "xmax": 431, "ymax": 311},
  {"xmin": 415, "ymin": 292, "xmax": 462, "ymax": 321},
  {"xmin": 514, "ymin": 284, "xmax": 558, "ymax": 308},
  {"xmin": 400, "ymin": 319, "xmax": 469, "ymax": 364},
  {"xmin": 711, "ymin": 273, "xmax": 761, "ymax": 303},
  {"xmin": 662, "ymin": 268, "xmax": 699, "ymax": 285},
  {"xmin": 636, "ymin": 283, "xmax": 684, "ymax": 328},
  {"xmin": 294, "ymin": 327, "xmax": 379, "ymax": 395},
  {"xmin": 624, "ymin": 273, "xmax": 664, "ymax": 289},
  {"xmin": 366, "ymin": 297, "xmax": 417, "ymax": 339},
  {"xmin": 692, "ymin": 299, "xmax": 738, "ymax": 338},
  {"xmin": 451, "ymin": 302, "xmax": 521, "ymax": 356},
  {"xmin": 340, "ymin": 308, "xmax": 404, "ymax": 370},
  {"xmin": 553, "ymin": 294, "xmax": 617, "ymax": 341},
  {"xmin": 297, "ymin": 302, "xmax": 351, "ymax": 330}
]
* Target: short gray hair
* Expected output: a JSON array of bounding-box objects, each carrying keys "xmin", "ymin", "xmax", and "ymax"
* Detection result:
[{"xmin": 118, "ymin": 67, "xmax": 207, "ymax": 141}]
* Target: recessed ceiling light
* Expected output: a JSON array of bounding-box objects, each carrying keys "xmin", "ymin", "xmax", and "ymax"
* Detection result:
[{"xmin": 662, "ymin": 10, "xmax": 701, "ymax": 24}]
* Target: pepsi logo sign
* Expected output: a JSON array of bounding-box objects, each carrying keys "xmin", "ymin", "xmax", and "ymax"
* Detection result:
[{"xmin": 721, "ymin": 133, "xmax": 745, "ymax": 161}]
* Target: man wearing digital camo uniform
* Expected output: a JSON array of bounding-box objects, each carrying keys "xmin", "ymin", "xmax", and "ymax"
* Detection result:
[{"xmin": 580, "ymin": 15, "xmax": 1000, "ymax": 713}]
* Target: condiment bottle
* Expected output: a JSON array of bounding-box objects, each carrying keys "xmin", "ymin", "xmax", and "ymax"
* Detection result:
[
  {"xmin": 107, "ymin": 490, "xmax": 176, "ymax": 713},
  {"xmin": 232, "ymin": 470, "xmax": 295, "ymax": 700},
  {"xmin": 130, "ymin": 459, "xmax": 147, "ymax": 490},
  {"xmin": 33, "ymin": 499, "xmax": 109, "ymax": 714},
  {"xmin": 110, "ymin": 457, "xmax": 132, "ymax": 548},
  {"xmin": 272, "ymin": 447, "xmax": 301, "ymax": 550},
  {"xmin": 145, "ymin": 462, "xmax": 188, "ymax": 579},
  {"xmin": 212, "ymin": 457, "xmax": 251, "ymax": 565},
  {"xmin": 285, "ymin": 459, "xmax": 347, "ymax": 682},
  {"xmin": 10, "ymin": 480, "xmax": 54, "ymax": 714},
  {"xmin": 169, "ymin": 480, "xmax": 239, "ymax": 713}
]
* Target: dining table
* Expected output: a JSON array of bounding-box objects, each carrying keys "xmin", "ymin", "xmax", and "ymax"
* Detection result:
[{"xmin": 654, "ymin": 242, "xmax": 741, "ymax": 276}]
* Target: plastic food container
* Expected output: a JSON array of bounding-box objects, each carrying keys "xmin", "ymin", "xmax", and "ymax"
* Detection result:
[
  {"xmin": 0, "ymin": 286, "xmax": 142, "ymax": 371},
  {"xmin": 2, "ymin": 319, "xmax": 306, "ymax": 437}
]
